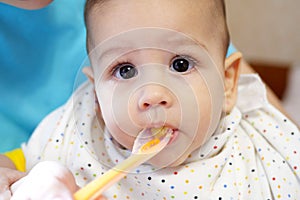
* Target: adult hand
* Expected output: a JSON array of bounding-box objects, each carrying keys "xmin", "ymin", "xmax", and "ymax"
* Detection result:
[
  {"xmin": 10, "ymin": 161, "xmax": 78, "ymax": 200},
  {"xmin": 0, "ymin": 167, "xmax": 26, "ymax": 200}
]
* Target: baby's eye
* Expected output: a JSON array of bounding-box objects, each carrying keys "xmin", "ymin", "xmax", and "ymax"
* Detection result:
[
  {"xmin": 114, "ymin": 63, "xmax": 138, "ymax": 79},
  {"xmin": 170, "ymin": 56, "xmax": 194, "ymax": 73}
]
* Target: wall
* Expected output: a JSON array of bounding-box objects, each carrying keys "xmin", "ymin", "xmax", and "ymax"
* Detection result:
[
  {"xmin": 226, "ymin": 0, "xmax": 300, "ymax": 125},
  {"xmin": 226, "ymin": 0, "xmax": 300, "ymax": 65}
]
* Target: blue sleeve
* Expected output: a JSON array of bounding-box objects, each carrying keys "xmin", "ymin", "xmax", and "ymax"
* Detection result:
[{"xmin": 0, "ymin": 0, "xmax": 87, "ymax": 152}]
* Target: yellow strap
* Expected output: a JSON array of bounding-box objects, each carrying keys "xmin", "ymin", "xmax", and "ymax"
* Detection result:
[{"xmin": 4, "ymin": 148, "xmax": 26, "ymax": 172}]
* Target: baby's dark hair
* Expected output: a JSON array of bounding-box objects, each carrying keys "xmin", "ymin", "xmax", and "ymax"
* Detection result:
[{"xmin": 84, "ymin": 0, "xmax": 230, "ymax": 57}]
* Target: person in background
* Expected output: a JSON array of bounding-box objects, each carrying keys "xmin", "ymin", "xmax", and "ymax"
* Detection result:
[{"xmin": 0, "ymin": 0, "xmax": 87, "ymax": 152}]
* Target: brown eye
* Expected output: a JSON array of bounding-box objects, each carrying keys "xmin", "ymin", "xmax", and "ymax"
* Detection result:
[
  {"xmin": 170, "ymin": 57, "xmax": 193, "ymax": 73},
  {"xmin": 114, "ymin": 63, "xmax": 138, "ymax": 79}
]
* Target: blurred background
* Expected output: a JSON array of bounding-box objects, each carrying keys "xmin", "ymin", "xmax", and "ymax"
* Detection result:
[{"xmin": 226, "ymin": 0, "xmax": 300, "ymax": 125}]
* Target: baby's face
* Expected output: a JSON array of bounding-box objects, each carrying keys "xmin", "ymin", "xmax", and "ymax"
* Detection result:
[{"xmin": 87, "ymin": 0, "xmax": 228, "ymax": 167}]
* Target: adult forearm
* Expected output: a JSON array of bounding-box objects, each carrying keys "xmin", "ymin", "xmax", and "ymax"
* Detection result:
[{"xmin": 0, "ymin": 154, "xmax": 16, "ymax": 170}]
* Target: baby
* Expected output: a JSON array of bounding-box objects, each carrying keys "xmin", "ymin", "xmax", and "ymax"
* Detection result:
[{"xmin": 1, "ymin": 0, "xmax": 300, "ymax": 199}]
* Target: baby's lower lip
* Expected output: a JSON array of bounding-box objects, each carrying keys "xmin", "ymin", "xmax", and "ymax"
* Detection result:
[{"xmin": 167, "ymin": 130, "xmax": 178, "ymax": 145}]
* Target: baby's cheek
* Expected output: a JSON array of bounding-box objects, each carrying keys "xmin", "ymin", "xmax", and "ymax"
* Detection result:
[{"xmin": 196, "ymin": 101, "xmax": 213, "ymax": 143}]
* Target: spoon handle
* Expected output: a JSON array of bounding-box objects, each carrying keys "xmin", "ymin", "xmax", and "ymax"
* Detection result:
[{"xmin": 74, "ymin": 151, "xmax": 154, "ymax": 200}]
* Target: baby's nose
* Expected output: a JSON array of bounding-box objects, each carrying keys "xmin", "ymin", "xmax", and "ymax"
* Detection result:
[{"xmin": 138, "ymin": 85, "xmax": 173, "ymax": 110}]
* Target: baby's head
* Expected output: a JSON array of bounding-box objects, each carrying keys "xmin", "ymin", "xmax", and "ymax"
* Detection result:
[{"xmin": 83, "ymin": 0, "xmax": 241, "ymax": 167}]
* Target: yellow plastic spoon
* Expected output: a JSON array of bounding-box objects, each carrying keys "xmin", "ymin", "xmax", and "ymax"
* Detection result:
[{"xmin": 74, "ymin": 127, "xmax": 173, "ymax": 200}]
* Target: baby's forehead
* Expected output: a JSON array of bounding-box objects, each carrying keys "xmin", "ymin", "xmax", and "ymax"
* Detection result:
[
  {"xmin": 86, "ymin": 0, "xmax": 224, "ymax": 39},
  {"xmin": 89, "ymin": 28, "xmax": 213, "ymax": 64},
  {"xmin": 96, "ymin": 28, "xmax": 205, "ymax": 53},
  {"xmin": 86, "ymin": 0, "xmax": 227, "ymax": 64}
]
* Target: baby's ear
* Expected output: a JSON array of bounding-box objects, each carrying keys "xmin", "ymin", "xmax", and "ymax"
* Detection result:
[
  {"xmin": 82, "ymin": 67, "xmax": 94, "ymax": 84},
  {"xmin": 223, "ymin": 52, "xmax": 242, "ymax": 113}
]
